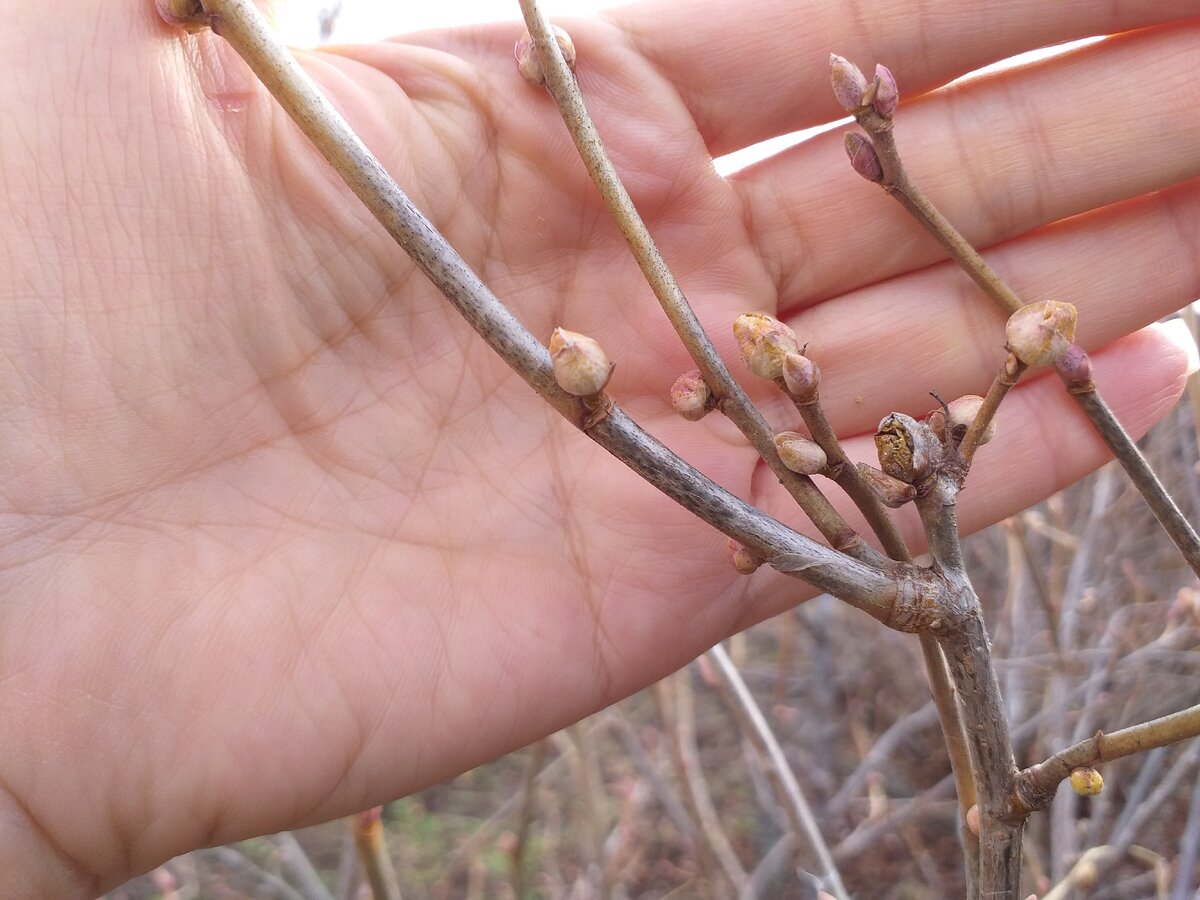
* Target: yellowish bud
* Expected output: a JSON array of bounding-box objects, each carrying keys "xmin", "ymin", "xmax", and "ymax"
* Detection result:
[
  {"xmin": 1069, "ymin": 767, "xmax": 1104, "ymax": 797},
  {"xmin": 549, "ymin": 327, "xmax": 613, "ymax": 397},
  {"xmin": 514, "ymin": 25, "xmax": 577, "ymax": 85},
  {"xmin": 733, "ymin": 313, "xmax": 800, "ymax": 380}
]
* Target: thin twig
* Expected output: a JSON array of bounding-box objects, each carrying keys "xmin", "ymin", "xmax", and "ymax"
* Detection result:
[
  {"xmin": 510, "ymin": 739, "xmax": 548, "ymax": 900},
  {"xmin": 351, "ymin": 808, "xmax": 402, "ymax": 900},
  {"xmin": 517, "ymin": 0, "xmax": 881, "ymax": 564},
  {"xmin": 706, "ymin": 643, "xmax": 848, "ymax": 898},
  {"xmin": 959, "ymin": 354, "xmax": 1025, "ymax": 467},
  {"xmin": 274, "ymin": 832, "xmax": 336, "ymax": 900}
]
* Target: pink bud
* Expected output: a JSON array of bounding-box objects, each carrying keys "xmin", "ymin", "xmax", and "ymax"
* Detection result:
[
  {"xmin": 1005, "ymin": 301, "xmax": 1077, "ymax": 367},
  {"xmin": 830, "ymin": 54, "xmax": 869, "ymax": 112},
  {"xmin": 933, "ymin": 395, "xmax": 995, "ymax": 447},
  {"xmin": 549, "ymin": 327, "xmax": 613, "ymax": 396},
  {"xmin": 1055, "ymin": 343, "xmax": 1092, "ymax": 385},
  {"xmin": 727, "ymin": 537, "xmax": 763, "ymax": 575},
  {"xmin": 856, "ymin": 463, "xmax": 917, "ymax": 508},
  {"xmin": 514, "ymin": 25, "xmax": 577, "ymax": 86},
  {"xmin": 670, "ymin": 370, "xmax": 713, "ymax": 421},
  {"xmin": 872, "ymin": 64, "xmax": 898, "ymax": 117},
  {"xmin": 774, "ymin": 431, "xmax": 828, "ymax": 475},
  {"xmin": 782, "ymin": 353, "xmax": 821, "ymax": 401},
  {"xmin": 733, "ymin": 313, "xmax": 800, "ymax": 380},
  {"xmin": 844, "ymin": 133, "xmax": 883, "ymax": 183},
  {"xmin": 966, "ymin": 805, "xmax": 980, "ymax": 836}
]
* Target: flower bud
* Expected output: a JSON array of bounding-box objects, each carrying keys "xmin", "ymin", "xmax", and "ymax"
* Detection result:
[
  {"xmin": 733, "ymin": 313, "xmax": 800, "ymax": 380},
  {"xmin": 1069, "ymin": 767, "xmax": 1104, "ymax": 797},
  {"xmin": 872, "ymin": 64, "xmax": 898, "ymax": 117},
  {"xmin": 774, "ymin": 431, "xmax": 828, "ymax": 475},
  {"xmin": 856, "ymin": 463, "xmax": 917, "ymax": 508},
  {"xmin": 930, "ymin": 395, "xmax": 995, "ymax": 447},
  {"xmin": 1055, "ymin": 343, "xmax": 1093, "ymax": 386},
  {"xmin": 965, "ymin": 804, "xmax": 980, "ymax": 836},
  {"xmin": 1005, "ymin": 300, "xmax": 1077, "ymax": 367},
  {"xmin": 156, "ymin": 0, "xmax": 211, "ymax": 31},
  {"xmin": 549, "ymin": 327, "xmax": 613, "ymax": 396},
  {"xmin": 727, "ymin": 538, "xmax": 763, "ymax": 575},
  {"xmin": 782, "ymin": 353, "xmax": 821, "ymax": 401},
  {"xmin": 670, "ymin": 370, "xmax": 713, "ymax": 421},
  {"xmin": 830, "ymin": 54, "xmax": 869, "ymax": 112},
  {"xmin": 875, "ymin": 413, "xmax": 939, "ymax": 483},
  {"xmin": 844, "ymin": 133, "xmax": 883, "ymax": 183},
  {"xmin": 514, "ymin": 25, "xmax": 577, "ymax": 86}
]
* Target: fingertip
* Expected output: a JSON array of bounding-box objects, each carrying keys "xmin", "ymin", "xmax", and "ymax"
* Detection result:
[{"xmin": 1150, "ymin": 314, "xmax": 1199, "ymax": 377}]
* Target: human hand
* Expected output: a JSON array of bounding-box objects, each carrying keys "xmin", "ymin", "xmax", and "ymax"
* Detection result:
[{"xmin": 2, "ymin": 0, "xmax": 1196, "ymax": 893}]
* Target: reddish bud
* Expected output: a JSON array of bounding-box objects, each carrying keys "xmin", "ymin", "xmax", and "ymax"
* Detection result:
[
  {"xmin": 856, "ymin": 463, "xmax": 917, "ymax": 508},
  {"xmin": 1069, "ymin": 767, "xmax": 1104, "ymax": 797},
  {"xmin": 830, "ymin": 54, "xmax": 869, "ymax": 112},
  {"xmin": 727, "ymin": 538, "xmax": 763, "ymax": 575},
  {"xmin": 514, "ymin": 25, "xmax": 577, "ymax": 85},
  {"xmin": 1005, "ymin": 300, "xmax": 1077, "ymax": 367},
  {"xmin": 774, "ymin": 431, "xmax": 828, "ymax": 476},
  {"xmin": 1055, "ymin": 343, "xmax": 1092, "ymax": 385},
  {"xmin": 844, "ymin": 133, "xmax": 883, "ymax": 183},
  {"xmin": 670, "ymin": 370, "xmax": 713, "ymax": 421},
  {"xmin": 872, "ymin": 64, "xmax": 898, "ymax": 117},
  {"xmin": 782, "ymin": 353, "xmax": 821, "ymax": 401},
  {"xmin": 733, "ymin": 313, "xmax": 800, "ymax": 380},
  {"xmin": 549, "ymin": 327, "xmax": 613, "ymax": 396}
]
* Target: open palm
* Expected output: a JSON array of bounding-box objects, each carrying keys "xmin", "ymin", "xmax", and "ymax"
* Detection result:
[{"xmin": 2, "ymin": 0, "xmax": 1197, "ymax": 894}]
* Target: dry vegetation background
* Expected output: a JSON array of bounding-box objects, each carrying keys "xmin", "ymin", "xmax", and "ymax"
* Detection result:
[{"xmin": 106, "ymin": 315, "xmax": 1200, "ymax": 899}]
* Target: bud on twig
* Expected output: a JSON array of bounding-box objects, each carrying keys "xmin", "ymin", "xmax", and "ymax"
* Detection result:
[
  {"xmin": 844, "ymin": 133, "xmax": 883, "ymax": 183},
  {"xmin": 965, "ymin": 804, "xmax": 980, "ymax": 836},
  {"xmin": 549, "ymin": 327, "xmax": 613, "ymax": 397},
  {"xmin": 774, "ymin": 431, "xmax": 828, "ymax": 476},
  {"xmin": 928, "ymin": 395, "xmax": 995, "ymax": 447},
  {"xmin": 782, "ymin": 353, "xmax": 821, "ymax": 401},
  {"xmin": 1005, "ymin": 300, "xmax": 1077, "ymax": 367},
  {"xmin": 856, "ymin": 463, "xmax": 918, "ymax": 508},
  {"xmin": 155, "ymin": 0, "xmax": 211, "ymax": 31},
  {"xmin": 871, "ymin": 64, "xmax": 898, "ymax": 117},
  {"xmin": 733, "ymin": 313, "xmax": 801, "ymax": 380},
  {"xmin": 1055, "ymin": 343, "xmax": 1093, "ymax": 386},
  {"xmin": 514, "ymin": 25, "xmax": 577, "ymax": 86},
  {"xmin": 875, "ymin": 413, "xmax": 939, "ymax": 483},
  {"xmin": 1069, "ymin": 767, "xmax": 1104, "ymax": 797},
  {"xmin": 830, "ymin": 54, "xmax": 868, "ymax": 112},
  {"xmin": 727, "ymin": 537, "xmax": 764, "ymax": 575},
  {"xmin": 670, "ymin": 370, "xmax": 713, "ymax": 421}
]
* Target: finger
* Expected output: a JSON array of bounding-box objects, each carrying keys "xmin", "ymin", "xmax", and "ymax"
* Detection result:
[
  {"xmin": 736, "ymin": 321, "xmax": 1194, "ymax": 629},
  {"xmin": 607, "ymin": 0, "xmax": 1199, "ymax": 157},
  {"xmin": 734, "ymin": 22, "xmax": 1200, "ymax": 309},
  {"xmin": 760, "ymin": 176, "xmax": 1200, "ymax": 441}
]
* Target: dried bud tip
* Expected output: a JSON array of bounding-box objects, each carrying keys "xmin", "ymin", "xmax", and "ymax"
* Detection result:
[
  {"xmin": 156, "ymin": 0, "xmax": 212, "ymax": 31},
  {"xmin": 733, "ymin": 313, "xmax": 800, "ymax": 380},
  {"xmin": 844, "ymin": 133, "xmax": 883, "ymax": 183},
  {"xmin": 1055, "ymin": 343, "xmax": 1092, "ymax": 385},
  {"xmin": 782, "ymin": 353, "xmax": 821, "ymax": 400},
  {"xmin": 830, "ymin": 54, "xmax": 869, "ymax": 112},
  {"xmin": 965, "ymin": 804, "xmax": 980, "ymax": 836},
  {"xmin": 1005, "ymin": 300, "xmax": 1077, "ymax": 367},
  {"xmin": 727, "ymin": 537, "xmax": 764, "ymax": 575},
  {"xmin": 872, "ymin": 64, "xmax": 898, "ymax": 117},
  {"xmin": 856, "ymin": 463, "xmax": 917, "ymax": 508},
  {"xmin": 515, "ymin": 25, "xmax": 577, "ymax": 85},
  {"xmin": 875, "ymin": 412, "xmax": 939, "ymax": 483},
  {"xmin": 670, "ymin": 371, "xmax": 713, "ymax": 421},
  {"xmin": 929, "ymin": 395, "xmax": 995, "ymax": 447},
  {"xmin": 549, "ymin": 327, "xmax": 613, "ymax": 397},
  {"xmin": 774, "ymin": 431, "xmax": 828, "ymax": 476},
  {"xmin": 1069, "ymin": 767, "xmax": 1104, "ymax": 797}
]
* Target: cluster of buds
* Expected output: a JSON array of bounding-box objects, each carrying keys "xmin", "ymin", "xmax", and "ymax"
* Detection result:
[
  {"xmin": 830, "ymin": 55, "xmax": 898, "ymax": 117},
  {"xmin": 549, "ymin": 327, "xmax": 613, "ymax": 397},
  {"xmin": 732, "ymin": 312, "xmax": 801, "ymax": 380},
  {"xmin": 514, "ymin": 25, "xmax": 577, "ymax": 86}
]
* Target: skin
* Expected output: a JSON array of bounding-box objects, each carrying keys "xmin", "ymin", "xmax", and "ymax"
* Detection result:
[{"xmin": 0, "ymin": 0, "xmax": 1197, "ymax": 894}]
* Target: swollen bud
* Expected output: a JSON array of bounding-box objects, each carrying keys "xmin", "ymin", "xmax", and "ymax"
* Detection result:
[
  {"xmin": 733, "ymin": 313, "xmax": 800, "ymax": 380},
  {"xmin": 844, "ymin": 133, "xmax": 883, "ymax": 183},
  {"xmin": 1056, "ymin": 343, "xmax": 1093, "ymax": 386},
  {"xmin": 514, "ymin": 25, "xmax": 577, "ymax": 86},
  {"xmin": 670, "ymin": 370, "xmax": 713, "ymax": 421},
  {"xmin": 830, "ymin": 54, "xmax": 869, "ymax": 112},
  {"xmin": 875, "ymin": 413, "xmax": 939, "ymax": 483},
  {"xmin": 774, "ymin": 431, "xmax": 828, "ymax": 476},
  {"xmin": 782, "ymin": 353, "xmax": 821, "ymax": 401},
  {"xmin": 1069, "ymin": 767, "xmax": 1104, "ymax": 797},
  {"xmin": 856, "ymin": 463, "xmax": 918, "ymax": 508},
  {"xmin": 155, "ymin": 0, "xmax": 211, "ymax": 31},
  {"xmin": 549, "ymin": 327, "xmax": 613, "ymax": 396},
  {"xmin": 727, "ymin": 538, "xmax": 764, "ymax": 575},
  {"xmin": 1005, "ymin": 300, "xmax": 1077, "ymax": 367},
  {"xmin": 928, "ymin": 395, "xmax": 995, "ymax": 447},
  {"xmin": 872, "ymin": 64, "xmax": 898, "ymax": 117},
  {"xmin": 965, "ymin": 804, "xmax": 980, "ymax": 836}
]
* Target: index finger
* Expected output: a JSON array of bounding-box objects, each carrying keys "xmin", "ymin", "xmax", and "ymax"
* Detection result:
[{"xmin": 606, "ymin": 0, "xmax": 1200, "ymax": 157}]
